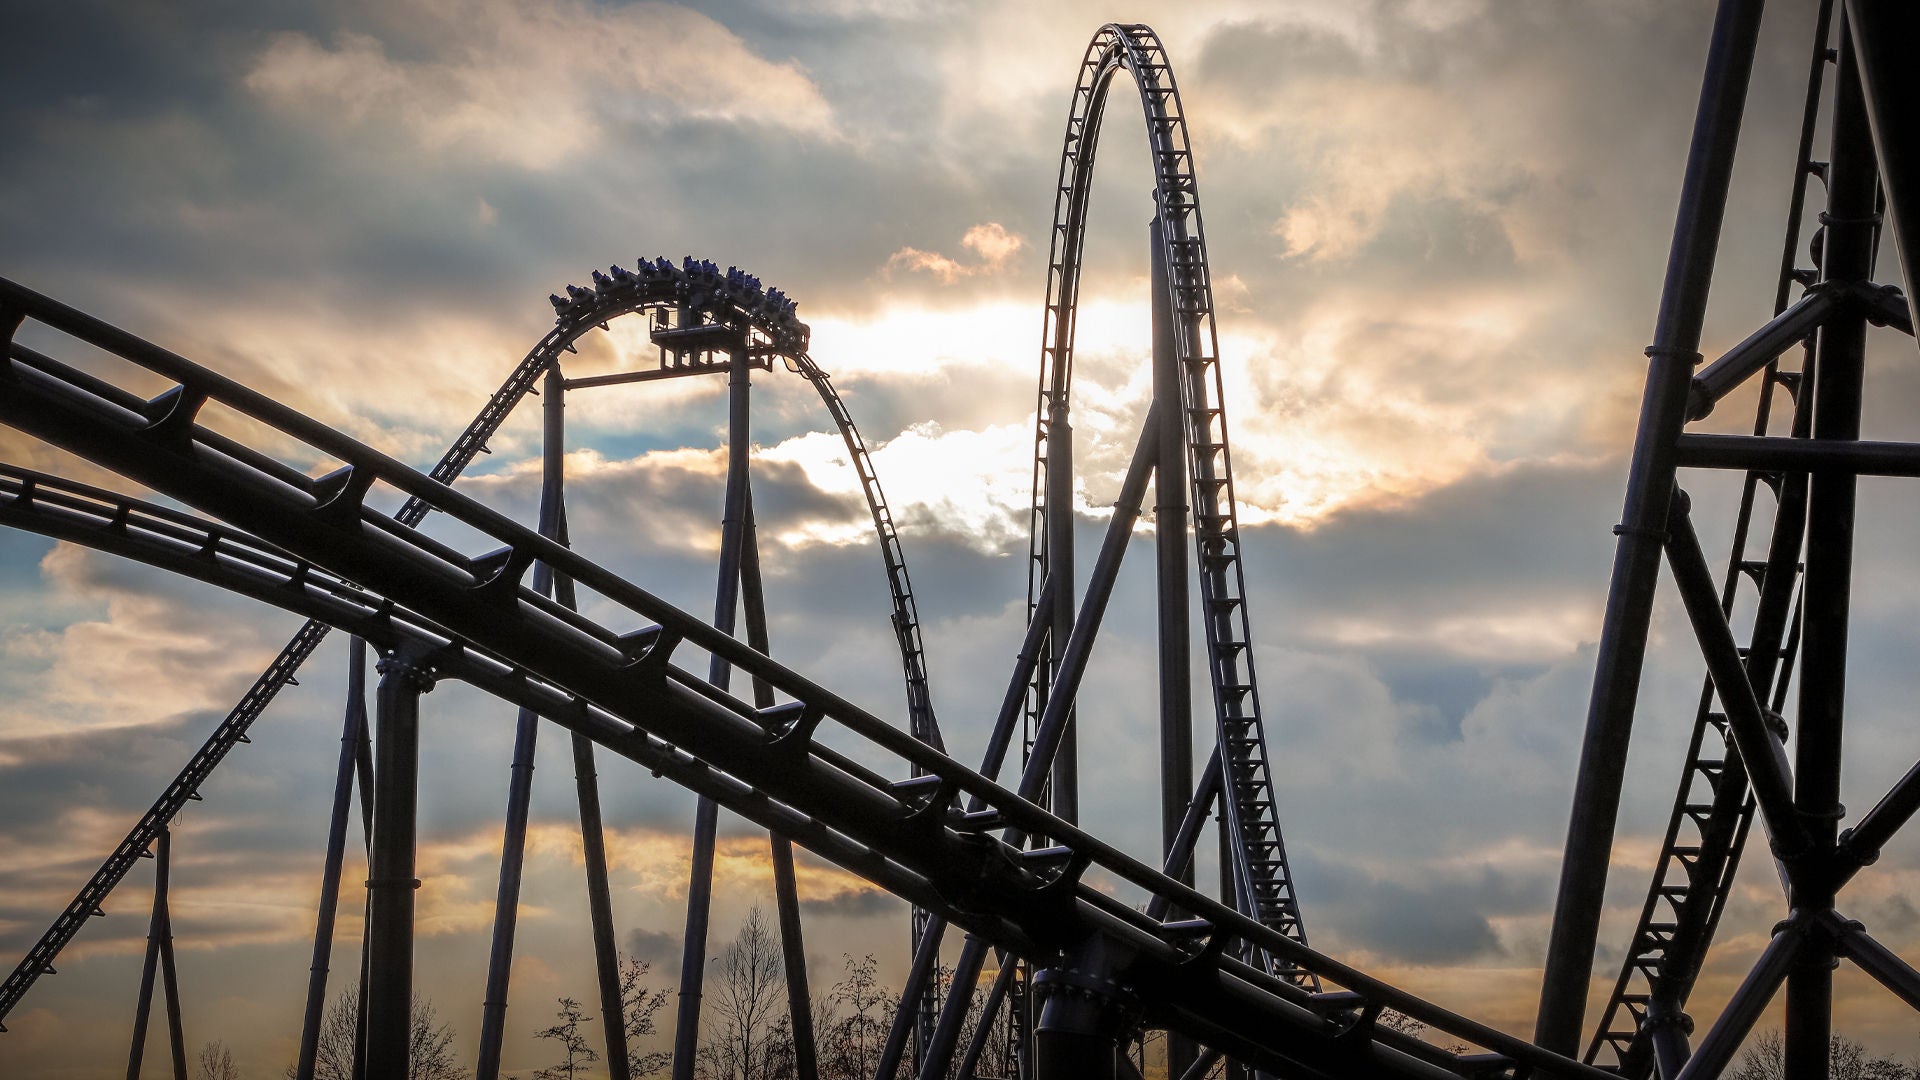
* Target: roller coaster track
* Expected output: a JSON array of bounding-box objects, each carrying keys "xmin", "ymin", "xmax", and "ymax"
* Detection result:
[
  {"xmin": 0, "ymin": 276, "xmax": 1610, "ymax": 1080},
  {"xmin": 0, "ymin": 257, "xmax": 944, "ymax": 1026},
  {"xmin": 1028, "ymin": 22, "xmax": 1313, "ymax": 988}
]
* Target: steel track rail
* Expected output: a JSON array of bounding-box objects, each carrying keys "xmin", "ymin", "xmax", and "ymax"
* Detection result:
[
  {"xmin": 0, "ymin": 257, "xmax": 944, "ymax": 1025},
  {"xmin": 1027, "ymin": 22, "xmax": 1313, "ymax": 989},
  {"xmin": 0, "ymin": 279, "xmax": 1612, "ymax": 1080}
]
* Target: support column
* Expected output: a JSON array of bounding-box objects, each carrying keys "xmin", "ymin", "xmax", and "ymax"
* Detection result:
[
  {"xmin": 1047, "ymin": 392, "xmax": 1077, "ymax": 826},
  {"xmin": 1150, "ymin": 212, "xmax": 1197, "ymax": 1080},
  {"xmin": 546, "ymin": 367, "xmax": 633, "ymax": 1080},
  {"xmin": 573, "ymin": 722, "xmax": 632, "ymax": 1080},
  {"xmin": 1534, "ymin": 0, "xmax": 1767, "ymax": 1054},
  {"xmin": 299, "ymin": 638, "xmax": 370, "ymax": 1080},
  {"xmin": 476, "ymin": 704, "xmax": 539, "ymax": 1080},
  {"xmin": 739, "ymin": 491, "xmax": 819, "ymax": 1080},
  {"xmin": 155, "ymin": 826, "xmax": 188, "ymax": 1080},
  {"xmin": 1031, "ymin": 937, "xmax": 1135, "ymax": 1080},
  {"xmin": 352, "ymin": 719, "xmax": 375, "ymax": 1080},
  {"xmin": 1786, "ymin": 26, "xmax": 1877, "ymax": 1080},
  {"xmin": 365, "ymin": 650, "xmax": 433, "ymax": 1080},
  {"xmin": 672, "ymin": 333, "xmax": 753, "ymax": 1080},
  {"xmin": 125, "ymin": 827, "xmax": 174, "ymax": 1080},
  {"xmin": 475, "ymin": 361, "xmax": 636, "ymax": 1080},
  {"xmin": 1216, "ymin": 813, "xmax": 1247, "ymax": 1080}
]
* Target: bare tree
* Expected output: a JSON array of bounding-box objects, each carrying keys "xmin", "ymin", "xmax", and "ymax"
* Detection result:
[
  {"xmin": 1729, "ymin": 1030, "xmax": 1917, "ymax": 1080},
  {"xmin": 815, "ymin": 954, "xmax": 899, "ymax": 1080},
  {"xmin": 949, "ymin": 966, "xmax": 1017, "ymax": 1080},
  {"xmin": 283, "ymin": 990, "xmax": 466, "ymax": 1080},
  {"xmin": 534, "ymin": 997, "xmax": 599, "ymax": 1080},
  {"xmin": 698, "ymin": 906, "xmax": 788, "ymax": 1080},
  {"xmin": 198, "ymin": 1040, "xmax": 241, "ymax": 1080},
  {"xmin": 621, "ymin": 955, "xmax": 674, "ymax": 1078}
]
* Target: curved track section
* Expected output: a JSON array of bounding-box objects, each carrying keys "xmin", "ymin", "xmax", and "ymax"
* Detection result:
[
  {"xmin": 1028, "ymin": 23, "xmax": 1312, "ymax": 985},
  {"xmin": 0, "ymin": 277, "xmax": 1610, "ymax": 1079},
  {"xmin": 546, "ymin": 261, "xmax": 942, "ymax": 754},
  {"xmin": 0, "ymin": 257, "xmax": 942, "ymax": 1023}
]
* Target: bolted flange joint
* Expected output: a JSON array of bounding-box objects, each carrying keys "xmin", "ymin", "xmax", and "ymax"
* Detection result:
[{"xmin": 1032, "ymin": 964, "xmax": 1142, "ymax": 1043}]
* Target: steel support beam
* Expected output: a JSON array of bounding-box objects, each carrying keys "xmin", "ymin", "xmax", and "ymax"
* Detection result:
[
  {"xmin": 1674, "ymin": 433, "xmax": 1920, "ymax": 475},
  {"xmin": 155, "ymin": 828, "xmax": 187, "ymax": 1080},
  {"xmin": 126, "ymin": 827, "xmax": 183, "ymax": 1080},
  {"xmin": 672, "ymin": 343, "xmax": 754, "ymax": 1080},
  {"xmin": 1151, "ymin": 212, "xmax": 1199, "ymax": 1080},
  {"xmin": 126, "ymin": 856, "xmax": 162, "ymax": 1080},
  {"xmin": 365, "ymin": 651, "xmax": 432, "ymax": 1080},
  {"xmin": 1661, "ymin": 493, "xmax": 1809, "ymax": 856},
  {"xmin": 298, "ymin": 638, "xmax": 370, "ymax": 1080},
  {"xmin": 1047, "ymin": 399, "xmax": 1078, "ymax": 827},
  {"xmin": 1839, "ymin": 756, "xmax": 1920, "ymax": 878},
  {"xmin": 476, "ymin": 695, "xmax": 540, "ymax": 1079},
  {"xmin": 476, "ymin": 364, "xmax": 574, "ymax": 1080},
  {"xmin": 1673, "ymin": 919, "xmax": 1803, "ymax": 1080},
  {"xmin": 739, "ymin": 490, "xmax": 820, "ymax": 1080},
  {"xmin": 1686, "ymin": 285, "xmax": 1843, "ymax": 417},
  {"xmin": 1785, "ymin": 25, "xmax": 1878, "ymax": 1076},
  {"xmin": 919, "ymin": 412, "xmax": 1163, "ymax": 1080},
  {"xmin": 1535, "ymin": 0, "xmax": 1767, "ymax": 1053}
]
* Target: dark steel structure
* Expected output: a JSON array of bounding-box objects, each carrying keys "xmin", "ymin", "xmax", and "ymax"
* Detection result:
[
  {"xmin": 1534, "ymin": 3, "xmax": 1920, "ymax": 1080},
  {"xmin": 1, "ymin": 5, "xmax": 1917, "ymax": 1079},
  {"xmin": 0, "ymin": 258, "xmax": 948, "ymax": 1079}
]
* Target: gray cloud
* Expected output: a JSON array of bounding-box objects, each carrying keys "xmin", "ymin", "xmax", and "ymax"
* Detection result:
[{"xmin": 8, "ymin": 0, "xmax": 1920, "ymax": 1072}]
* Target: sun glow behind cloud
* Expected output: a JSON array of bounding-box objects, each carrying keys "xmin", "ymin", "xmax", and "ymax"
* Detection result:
[{"xmin": 18, "ymin": 1, "xmax": 1920, "ymax": 1074}]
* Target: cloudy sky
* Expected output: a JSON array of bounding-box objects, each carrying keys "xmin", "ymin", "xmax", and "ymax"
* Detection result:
[{"xmin": 5, "ymin": 0, "xmax": 1920, "ymax": 1076}]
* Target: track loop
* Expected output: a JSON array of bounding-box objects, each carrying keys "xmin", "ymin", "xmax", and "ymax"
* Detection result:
[{"xmin": 1027, "ymin": 22, "xmax": 1315, "ymax": 991}]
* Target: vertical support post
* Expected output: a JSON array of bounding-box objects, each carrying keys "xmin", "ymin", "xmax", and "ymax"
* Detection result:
[
  {"xmin": 1215, "ymin": 812, "xmax": 1247, "ymax": 1080},
  {"xmin": 1785, "ymin": 27, "xmax": 1877, "ymax": 1080},
  {"xmin": 477, "ymin": 363, "xmax": 632, "ymax": 1079},
  {"xmin": 573, "ymin": 730, "xmax": 632, "ymax": 1080},
  {"xmin": 672, "ymin": 333, "xmax": 753, "ymax": 1080},
  {"xmin": 155, "ymin": 825, "xmax": 188, "ymax": 1080},
  {"xmin": 739, "ymin": 492, "xmax": 820, "ymax": 1080},
  {"xmin": 1151, "ymin": 211, "xmax": 1197, "ymax": 1080},
  {"xmin": 1047, "ymin": 394, "xmax": 1077, "ymax": 827},
  {"xmin": 541, "ymin": 370, "xmax": 635, "ymax": 1080},
  {"xmin": 365, "ymin": 649, "xmax": 432, "ymax": 1080},
  {"xmin": 1534, "ymin": 0, "xmax": 1767, "ymax": 1054},
  {"xmin": 298, "ymin": 637, "xmax": 370, "ymax": 1080},
  {"xmin": 477, "ymin": 706, "xmax": 539, "ymax": 1080},
  {"xmin": 352, "ymin": 721, "xmax": 375, "ymax": 1080},
  {"xmin": 1031, "ymin": 937, "xmax": 1132, "ymax": 1080},
  {"xmin": 125, "ymin": 829, "xmax": 168, "ymax": 1080}
]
